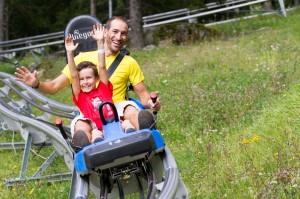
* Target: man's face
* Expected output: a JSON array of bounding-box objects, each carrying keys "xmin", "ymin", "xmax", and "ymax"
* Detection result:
[{"xmin": 105, "ymin": 19, "xmax": 128, "ymax": 54}]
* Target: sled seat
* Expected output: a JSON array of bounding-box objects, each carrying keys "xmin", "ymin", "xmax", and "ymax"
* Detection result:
[{"xmin": 75, "ymin": 129, "xmax": 165, "ymax": 174}]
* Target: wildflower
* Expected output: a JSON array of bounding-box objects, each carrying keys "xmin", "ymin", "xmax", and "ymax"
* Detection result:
[
  {"xmin": 242, "ymin": 139, "xmax": 251, "ymax": 145},
  {"xmin": 197, "ymin": 138, "xmax": 203, "ymax": 144},
  {"xmin": 252, "ymin": 135, "xmax": 260, "ymax": 142},
  {"xmin": 29, "ymin": 189, "xmax": 34, "ymax": 195}
]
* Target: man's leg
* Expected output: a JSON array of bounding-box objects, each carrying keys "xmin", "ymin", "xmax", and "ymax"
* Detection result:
[
  {"xmin": 123, "ymin": 105, "xmax": 155, "ymax": 130},
  {"xmin": 123, "ymin": 105, "xmax": 139, "ymax": 129}
]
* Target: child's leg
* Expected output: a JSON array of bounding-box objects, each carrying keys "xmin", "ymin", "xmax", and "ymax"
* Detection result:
[
  {"xmin": 91, "ymin": 129, "xmax": 104, "ymax": 143},
  {"xmin": 72, "ymin": 130, "xmax": 90, "ymax": 149},
  {"xmin": 73, "ymin": 119, "xmax": 93, "ymax": 144},
  {"xmin": 122, "ymin": 119, "xmax": 136, "ymax": 133}
]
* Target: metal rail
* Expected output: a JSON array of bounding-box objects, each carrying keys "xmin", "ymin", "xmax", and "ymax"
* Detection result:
[
  {"xmin": 143, "ymin": 0, "xmax": 269, "ymax": 28},
  {"xmin": 0, "ymin": 0, "xmax": 286, "ymax": 58}
]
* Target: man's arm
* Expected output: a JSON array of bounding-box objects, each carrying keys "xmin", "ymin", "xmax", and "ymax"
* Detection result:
[
  {"xmin": 38, "ymin": 74, "xmax": 70, "ymax": 94},
  {"xmin": 133, "ymin": 81, "xmax": 161, "ymax": 112},
  {"xmin": 93, "ymin": 23, "xmax": 108, "ymax": 85},
  {"xmin": 15, "ymin": 66, "xmax": 70, "ymax": 94},
  {"xmin": 65, "ymin": 35, "xmax": 80, "ymax": 99}
]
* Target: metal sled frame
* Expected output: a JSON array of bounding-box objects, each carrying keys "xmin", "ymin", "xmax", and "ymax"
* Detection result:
[
  {"xmin": 66, "ymin": 100, "xmax": 189, "ymax": 198},
  {"xmin": 0, "ymin": 71, "xmax": 78, "ymax": 188}
]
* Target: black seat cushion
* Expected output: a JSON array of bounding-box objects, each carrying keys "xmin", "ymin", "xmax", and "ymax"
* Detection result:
[
  {"xmin": 64, "ymin": 15, "xmax": 101, "ymax": 60},
  {"xmin": 84, "ymin": 130, "xmax": 156, "ymax": 169}
]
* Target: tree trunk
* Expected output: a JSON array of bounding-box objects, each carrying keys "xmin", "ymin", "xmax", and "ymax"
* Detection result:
[
  {"xmin": 90, "ymin": 0, "xmax": 97, "ymax": 17},
  {"xmin": 0, "ymin": 0, "xmax": 4, "ymax": 42},
  {"xmin": 129, "ymin": 0, "xmax": 144, "ymax": 49},
  {"xmin": 263, "ymin": 1, "xmax": 273, "ymax": 10}
]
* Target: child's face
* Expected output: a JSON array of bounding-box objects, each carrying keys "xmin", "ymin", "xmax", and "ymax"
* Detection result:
[{"xmin": 78, "ymin": 68, "xmax": 98, "ymax": 93}]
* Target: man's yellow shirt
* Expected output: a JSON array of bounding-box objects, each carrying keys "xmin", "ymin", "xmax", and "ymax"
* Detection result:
[{"xmin": 62, "ymin": 51, "xmax": 144, "ymax": 103}]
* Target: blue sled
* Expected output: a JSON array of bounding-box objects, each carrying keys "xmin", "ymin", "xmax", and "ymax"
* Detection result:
[{"xmin": 74, "ymin": 101, "xmax": 165, "ymax": 175}]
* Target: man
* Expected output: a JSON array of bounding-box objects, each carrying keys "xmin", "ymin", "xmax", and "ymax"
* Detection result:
[{"xmin": 15, "ymin": 16, "xmax": 161, "ymax": 145}]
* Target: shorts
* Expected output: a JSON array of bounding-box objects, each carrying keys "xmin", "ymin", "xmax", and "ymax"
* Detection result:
[
  {"xmin": 70, "ymin": 100, "xmax": 141, "ymax": 137},
  {"xmin": 70, "ymin": 115, "xmax": 97, "ymax": 137},
  {"xmin": 115, "ymin": 100, "xmax": 142, "ymax": 117}
]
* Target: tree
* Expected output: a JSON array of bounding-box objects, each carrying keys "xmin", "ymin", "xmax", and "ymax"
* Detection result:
[
  {"xmin": 91, "ymin": 0, "xmax": 97, "ymax": 17},
  {"xmin": 264, "ymin": 1, "xmax": 274, "ymax": 10},
  {"xmin": 0, "ymin": 0, "xmax": 5, "ymax": 42},
  {"xmin": 3, "ymin": 0, "xmax": 227, "ymax": 41},
  {"xmin": 129, "ymin": 0, "xmax": 144, "ymax": 49}
]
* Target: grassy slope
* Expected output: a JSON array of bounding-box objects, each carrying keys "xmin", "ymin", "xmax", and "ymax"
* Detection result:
[{"xmin": 1, "ymin": 7, "xmax": 300, "ymax": 198}]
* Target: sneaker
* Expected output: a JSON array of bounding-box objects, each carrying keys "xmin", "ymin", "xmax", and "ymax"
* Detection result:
[
  {"xmin": 72, "ymin": 130, "xmax": 90, "ymax": 153},
  {"xmin": 138, "ymin": 110, "xmax": 155, "ymax": 130},
  {"xmin": 125, "ymin": 127, "xmax": 136, "ymax": 133},
  {"xmin": 93, "ymin": 136, "xmax": 104, "ymax": 143}
]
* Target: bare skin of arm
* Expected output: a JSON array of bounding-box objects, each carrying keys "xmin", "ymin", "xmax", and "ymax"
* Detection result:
[
  {"xmin": 15, "ymin": 66, "xmax": 70, "ymax": 94},
  {"xmin": 14, "ymin": 24, "xmax": 106, "ymax": 95},
  {"xmin": 92, "ymin": 23, "xmax": 108, "ymax": 86},
  {"xmin": 133, "ymin": 81, "xmax": 161, "ymax": 112},
  {"xmin": 65, "ymin": 36, "xmax": 80, "ymax": 99},
  {"xmin": 122, "ymin": 82, "xmax": 161, "ymax": 129}
]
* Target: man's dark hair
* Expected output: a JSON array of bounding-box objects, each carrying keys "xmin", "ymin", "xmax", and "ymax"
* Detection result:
[{"xmin": 105, "ymin": 16, "xmax": 128, "ymax": 30}]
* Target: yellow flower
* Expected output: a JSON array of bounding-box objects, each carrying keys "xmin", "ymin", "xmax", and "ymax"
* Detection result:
[
  {"xmin": 243, "ymin": 139, "xmax": 251, "ymax": 144},
  {"xmin": 252, "ymin": 135, "xmax": 260, "ymax": 142},
  {"xmin": 29, "ymin": 189, "xmax": 34, "ymax": 195}
]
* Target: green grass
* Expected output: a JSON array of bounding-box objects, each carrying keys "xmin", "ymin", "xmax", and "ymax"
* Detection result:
[{"xmin": 1, "ymin": 7, "xmax": 300, "ymax": 198}]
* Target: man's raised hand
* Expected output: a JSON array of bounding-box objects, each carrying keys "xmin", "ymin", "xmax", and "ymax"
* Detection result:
[{"xmin": 15, "ymin": 66, "xmax": 39, "ymax": 87}]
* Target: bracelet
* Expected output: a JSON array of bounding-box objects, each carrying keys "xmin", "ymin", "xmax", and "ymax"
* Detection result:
[
  {"xmin": 32, "ymin": 80, "xmax": 40, "ymax": 89},
  {"xmin": 98, "ymin": 49, "xmax": 105, "ymax": 54}
]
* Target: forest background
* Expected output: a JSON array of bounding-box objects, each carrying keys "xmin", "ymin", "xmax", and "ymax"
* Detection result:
[
  {"xmin": 1, "ymin": 0, "xmax": 300, "ymax": 198},
  {"xmin": 0, "ymin": 0, "xmax": 299, "ymax": 49}
]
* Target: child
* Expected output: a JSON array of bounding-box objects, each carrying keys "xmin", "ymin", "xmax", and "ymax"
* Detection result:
[{"xmin": 66, "ymin": 23, "xmax": 131, "ymax": 148}]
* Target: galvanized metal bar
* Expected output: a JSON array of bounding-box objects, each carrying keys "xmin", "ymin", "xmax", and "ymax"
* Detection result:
[
  {"xmin": 19, "ymin": 132, "xmax": 32, "ymax": 179},
  {"xmin": 0, "ymin": 40, "xmax": 64, "ymax": 54},
  {"xmin": 33, "ymin": 150, "xmax": 59, "ymax": 178},
  {"xmin": 5, "ymin": 172, "xmax": 72, "ymax": 188},
  {"xmin": 143, "ymin": 0, "xmax": 269, "ymax": 28}
]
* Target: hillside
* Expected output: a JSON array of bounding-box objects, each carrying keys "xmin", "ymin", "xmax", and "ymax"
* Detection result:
[{"xmin": 1, "ymin": 7, "xmax": 300, "ymax": 198}]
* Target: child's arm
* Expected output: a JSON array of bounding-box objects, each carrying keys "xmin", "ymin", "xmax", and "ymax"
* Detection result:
[
  {"xmin": 65, "ymin": 36, "xmax": 80, "ymax": 100},
  {"xmin": 92, "ymin": 23, "xmax": 108, "ymax": 86}
]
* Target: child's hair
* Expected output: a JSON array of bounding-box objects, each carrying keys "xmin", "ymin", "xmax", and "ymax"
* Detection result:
[{"xmin": 77, "ymin": 61, "xmax": 99, "ymax": 78}]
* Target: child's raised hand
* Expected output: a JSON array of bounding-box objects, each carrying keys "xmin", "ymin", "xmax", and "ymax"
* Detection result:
[
  {"xmin": 65, "ymin": 35, "xmax": 78, "ymax": 53},
  {"xmin": 92, "ymin": 23, "xmax": 104, "ymax": 42}
]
